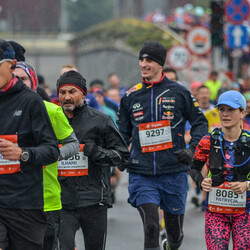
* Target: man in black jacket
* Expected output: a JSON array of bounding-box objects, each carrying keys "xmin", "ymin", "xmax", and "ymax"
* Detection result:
[
  {"xmin": 57, "ymin": 70, "xmax": 130, "ymax": 250},
  {"xmin": 0, "ymin": 39, "xmax": 59, "ymax": 250}
]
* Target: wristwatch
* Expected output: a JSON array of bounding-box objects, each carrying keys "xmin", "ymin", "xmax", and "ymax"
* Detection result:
[
  {"xmin": 247, "ymin": 181, "xmax": 250, "ymax": 191},
  {"xmin": 20, "ymin": 151, "xmax": 29, "ymax": 162}
]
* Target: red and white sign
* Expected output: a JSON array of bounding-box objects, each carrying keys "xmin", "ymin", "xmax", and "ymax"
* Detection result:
[
  {"xmin": 186, "ymin": 26, "xmax": 211, "ymax": 55},
  {"xmin": 225, "ymin": 0, "xmax": 249, "ymax": 25},
  {"xmin": 187, "ymin": 58, "xmax": 212, "ymax": 83},
  {"xmin": 166, "ymin": 45, "xmax": 192, "ymax": 70}
]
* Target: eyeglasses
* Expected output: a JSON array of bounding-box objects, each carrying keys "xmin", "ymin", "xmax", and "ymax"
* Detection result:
[{"xmin": 0, "ymin": 59, "xmax": 13, "ymax": 64}]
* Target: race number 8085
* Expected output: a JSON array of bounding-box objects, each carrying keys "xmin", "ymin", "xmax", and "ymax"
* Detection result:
[{"xmin": 216, "ymin": 189, "xmax": 238, "ymax": 199}]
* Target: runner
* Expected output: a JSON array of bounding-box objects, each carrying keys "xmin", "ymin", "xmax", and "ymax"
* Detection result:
[
  {"xmin": 0, "ymin": 39, "xmax": 59, "ymax": 250},
  {"xmin": 14, "ymin": 61, "xmax": 80, "ymax": 250},
  {"xmin": 190, "ymin": 90, "xmax": 250, "ymax": 250},
  {"xmin": 117, "ymin": 41, "xmax": 208, "ymax": 250},
  {"xmin": 56, "ymin": 70, "xmax": 130, "ymax": 250}
]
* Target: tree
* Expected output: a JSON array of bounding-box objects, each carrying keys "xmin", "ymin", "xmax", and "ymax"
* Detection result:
[{"xmin": 67, "ymin": 0, "xmax": 113, "ymax": 32}]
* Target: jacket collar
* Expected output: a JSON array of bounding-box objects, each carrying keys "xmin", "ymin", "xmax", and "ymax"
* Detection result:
[
  {"xmin": 142, "ymin": 73, "xmax": 165, "ymax": 87},
  {"xmin": 0, "ymin": 77, "xmax": 25, "ymax": 98}
]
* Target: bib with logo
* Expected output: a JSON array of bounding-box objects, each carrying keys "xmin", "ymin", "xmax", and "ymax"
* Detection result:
[
  {"xmin": 139, "ymin": 120, "xmax": 173, "ymax": 153},
  {"xmin": 208, "ymin": 182, "xmax": 246, "ymax": 214},
  {"xmin": 0, "ymin": 135, "xmax": 21, "ymax": 174},
  {"xmin": 58, "ymin": 144, "xmax": 88, "ymax": 177}
]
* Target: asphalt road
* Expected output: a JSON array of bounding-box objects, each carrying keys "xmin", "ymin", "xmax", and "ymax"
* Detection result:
[{"xmin": 75, "ymin": 172, "xmax": 213, "ymax": 250}]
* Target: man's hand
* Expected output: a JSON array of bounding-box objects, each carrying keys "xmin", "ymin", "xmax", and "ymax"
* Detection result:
[
  {"xmin": 174, "ymin": 145, "xmax": 195, "ymax": 165},
  {"xmin": 230, "ymin": 182, "xmax": 248, "ymax": 194},
  {"xmin": 0, "ymin": 139, "xmax": 22, "ymax": 161},
  {"xmin": 83, "ymin": 141, "xmax": 98, "ymax": 158},
  {"xmin": 201, "ymin": 177, "xmax": 212, "ymax": 192}
]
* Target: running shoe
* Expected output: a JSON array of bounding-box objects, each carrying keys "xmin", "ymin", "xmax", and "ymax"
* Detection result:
[{"xmin": 191, "ymin": 196, "xmax": 200, "ymax": 207}]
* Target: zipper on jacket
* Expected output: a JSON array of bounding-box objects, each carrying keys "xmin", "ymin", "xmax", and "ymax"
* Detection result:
[
  {"xmin": 151, "ymin": 88, "xmax": 156, "ymax": 175},
  {"xmin": 99, "ymin": 180, "xmax": 106, "ymax": 203}
]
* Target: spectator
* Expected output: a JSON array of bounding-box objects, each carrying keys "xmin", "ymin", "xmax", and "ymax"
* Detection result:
[
  {"xmin": 163, "ymin": 67, "xmax": 178, "ymax": 81},
  {"xmin": 106, "ymin": 88, "xmax": 121, "ymax": 106},
  {"xmin": 196, "ymin": 85, "xmax": 214, "ymax": 113},
  {"xmin": 108, "ymin": 73, "xmax": 128, "ymax": 97},
  {"xmin": 204, "ymin": 71, "xmax": 222, "ymax": 102}
]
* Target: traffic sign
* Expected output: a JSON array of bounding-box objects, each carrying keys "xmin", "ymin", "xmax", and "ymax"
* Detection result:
[
  {"xmin": 166, "ymin": 45, "xmax": 192, "ymax": 70},
  {"xmin": 227, "ymin": 25, "xmax": 247, "ymax": 48},
  {"xmin": 187, "ymin": 58, "xmax": 212, "ymax": 83},
  {"xmin": 186, "ymin": 26, "xmax": 211, "ymax": 55},
  {"xmin": 225, "ymin": 0, "xmax": 249, "ymax": 24}
]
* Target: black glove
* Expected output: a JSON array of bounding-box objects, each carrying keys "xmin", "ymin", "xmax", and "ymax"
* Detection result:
[
  {"xmin": 174, "ymin": 145, "xmax": 196, "ymax": 165},
  {"xmin": 83, "ymin": 141, "xmax": 98, "ymax": 158}
]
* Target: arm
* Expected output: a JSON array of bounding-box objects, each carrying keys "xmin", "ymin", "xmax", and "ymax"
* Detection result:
[
  {"xmin": 23, "ymin": 97, "xmax": 60, "ymax": 166},
  {"xmin": 50, "ymin": 105, "xmax": 80, "ymax": 160},
  {"xmin": 189, "ymin": 135, "xmax": 210, "ymax": 190},
  {"xmin": 190, "ymin": 159, "xmax": 207, "ymax": 190},
  {"xmin": 117, "ymin": 96, "xmax": 132, "ymax": 146},
  {"xmin": 83, "ymin": 117, "xmax": 130, "ymax": 168},
  {"xmin": 59, "ymin": 132, "xmax": 80, "ymax": 160}
]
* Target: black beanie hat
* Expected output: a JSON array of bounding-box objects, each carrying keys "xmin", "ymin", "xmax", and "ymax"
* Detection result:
[
  {"xmin": 8, "ymin": 41, "xmax": 26, "ymax": 62},
  {"xmin": 57, "ymin": 70, "xmax": 87, "ymax": 95},
  {"xmin": 0, "ymin": 39, "xmax": 15, "ymax": 62},
  {"xmin": 139, "ymin": 41, "xmax": 166, "ymax": 66}
]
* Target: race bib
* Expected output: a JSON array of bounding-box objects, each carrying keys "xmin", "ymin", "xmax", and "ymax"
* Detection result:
[
  {"xmin": 139, "ymin": 120, "xmax": 173, "ymax": 153},
  {"xmin": 0, "ymin": 135, "xmax": 20, "ymax": 174},
  {"xmin": 58, "ymin": 144, "xmax": 88, "ymax": 177},
  {"xmin": 208, "ymin": 182, "xmax": 246, "ymax": 214}
]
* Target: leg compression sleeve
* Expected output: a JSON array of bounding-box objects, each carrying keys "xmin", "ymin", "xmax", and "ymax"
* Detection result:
[
  {"xmin": 138, "ymin": 203, "xmax": 160, "ymax": 249},
  {"xmin": 164, "ymin": 212, "xmax": 184, "ymax": 249}
]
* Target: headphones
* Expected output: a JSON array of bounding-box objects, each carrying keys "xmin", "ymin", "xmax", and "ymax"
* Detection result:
[{"xmin": 11, "ymin": 64, "xmax": 16, "ymax": 70}]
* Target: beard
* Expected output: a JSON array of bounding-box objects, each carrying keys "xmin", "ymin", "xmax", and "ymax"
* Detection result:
[{"xmin": 62, "ymin": 99, "xmax": 84, "ymax": 113}]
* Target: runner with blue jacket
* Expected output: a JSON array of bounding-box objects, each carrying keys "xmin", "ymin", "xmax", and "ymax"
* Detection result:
[{"xmin": 117, "ymin": 41, "xmax": 208, "ymax": 250}]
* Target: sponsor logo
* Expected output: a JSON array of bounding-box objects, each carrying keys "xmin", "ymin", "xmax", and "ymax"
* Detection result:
[
  {"xmin": 162, "ymin": 111, "xmax": 174, "ymax": 119},
  {"xmin": 13, "ymin": 110, "xmax": 22, "ymax": 116},
  {"xmin": 126, "ymin": 83, "xmax": 143, "ymax": 96},
  {"xmin": 162, "ymin": 105, "xmax": 174, "ymax": 109},
  {"xmin": 194, "ymin": 101, "xmax": 199, "ymax": 107},
  {"xmin": 172, "ymin": 208, "xmax": 180, "ymax": 211},
  {"xmin": 162, "ymin": 115, "xmax": 174, "ymax": 120},
  {"xmin": 133, "ymin": 111, "xmax": 144, "ymax": 117},
  {"xmin": 135, "ymin": 116, "xmax": 144, "ymax": 121},
  {"xmin": 162, "ymin": 98, "xmax": 175, "ymax": 103},
  {"xmin": 163, "ymin": 111, "xmax": 173, "ymax": 116},
  {"xmin": 133, "ymin": 103, "xmax": 141, "ymax": 109}
]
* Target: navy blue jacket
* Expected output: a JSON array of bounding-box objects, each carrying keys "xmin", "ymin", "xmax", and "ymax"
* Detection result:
[{"xmin": 117, "ymin": 74, "xmax": 208, "ymax": 175}]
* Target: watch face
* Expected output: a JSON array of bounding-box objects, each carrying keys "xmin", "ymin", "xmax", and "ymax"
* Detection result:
[{"xmin": 21, "ymin": 152, "xmax": 29, "ymax": 162}]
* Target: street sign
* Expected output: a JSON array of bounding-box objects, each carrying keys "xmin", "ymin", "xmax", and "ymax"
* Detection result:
[
  {"xmin": 166, "ymin": 45, "xmax": 192, "ymax": 70},
  {"xmin": 225, "ymin": 0, "xmax": 249, "ymax": 24},
  {"xmin": 227, "ymin": 25, "xmax": 247, "ymax": 48},
  {"xmin": 186, "ymin": 26, "xmax": 211, "ymax": 55},
  {"xmin": 187, "ymin": 58, "xmax": 212, "ymax": 83}
]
